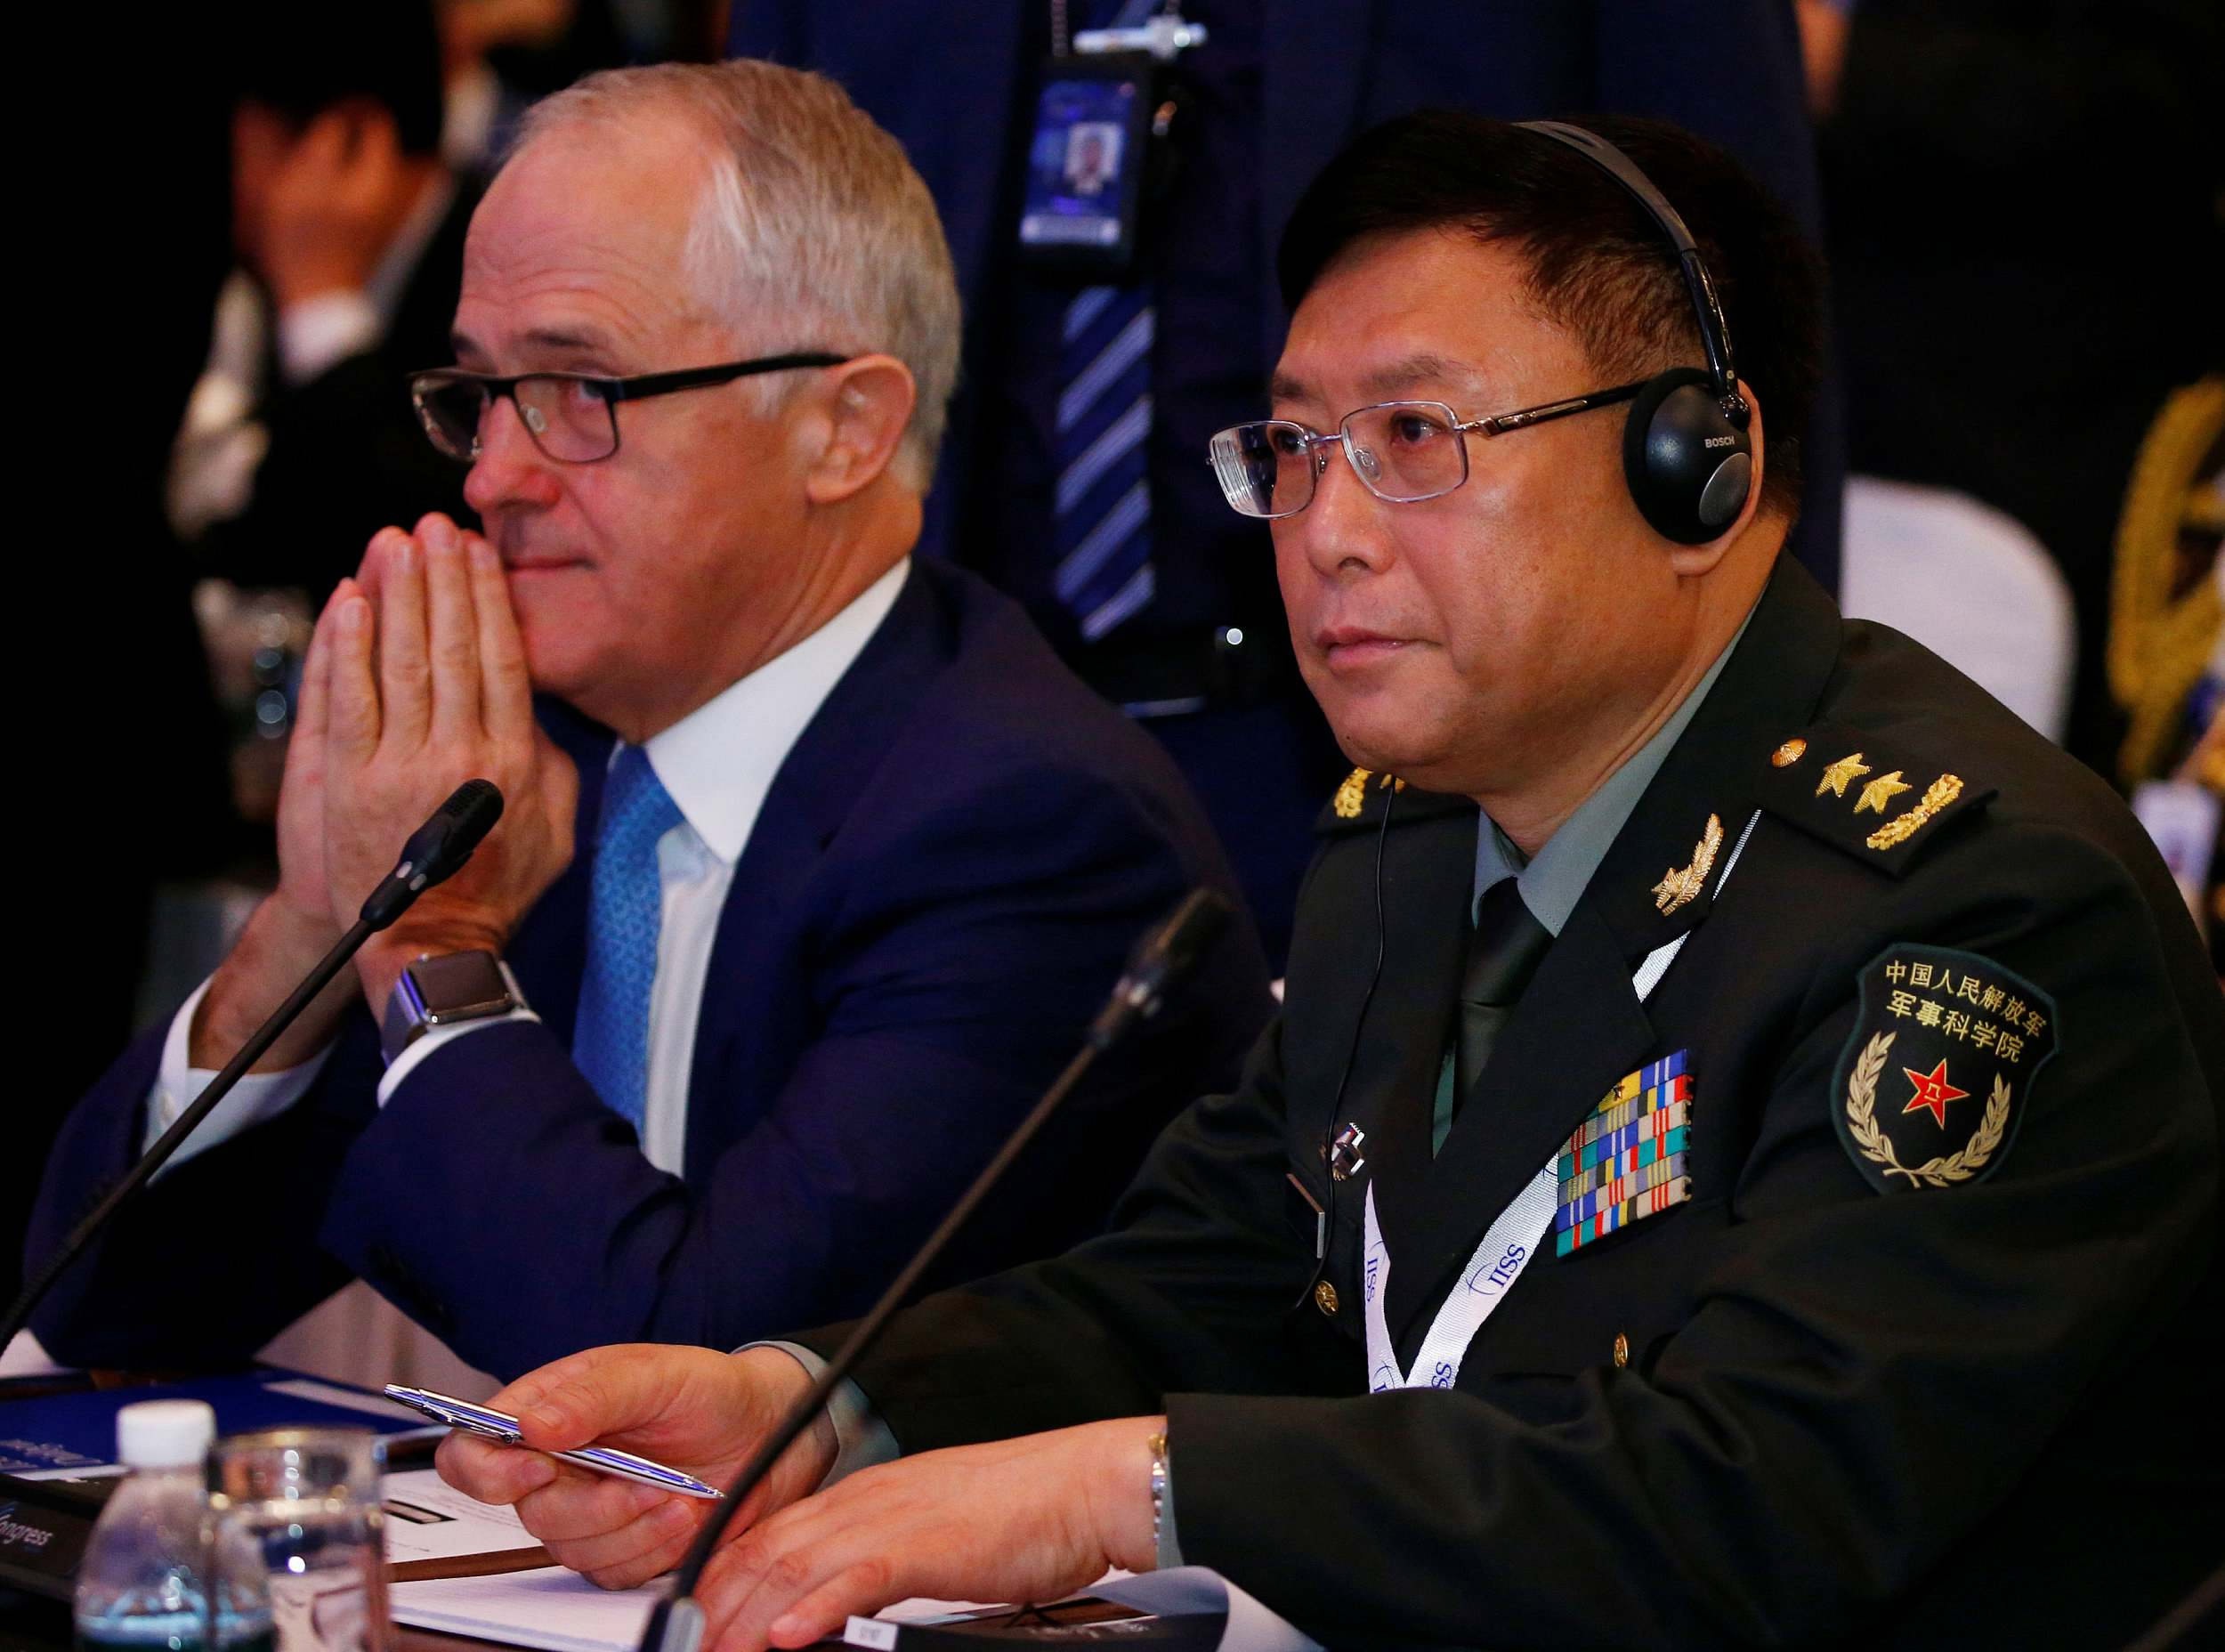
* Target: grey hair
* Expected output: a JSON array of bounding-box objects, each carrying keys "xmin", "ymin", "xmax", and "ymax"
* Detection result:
[{"xmin": 513, "ymin": 60, "xmax": 961, "ymax": 489}]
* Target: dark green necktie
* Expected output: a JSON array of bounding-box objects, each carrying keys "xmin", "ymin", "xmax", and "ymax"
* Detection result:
[{"xmin": 1452, "ymin": 879, "xmax": 1556, "ymax": 1114}]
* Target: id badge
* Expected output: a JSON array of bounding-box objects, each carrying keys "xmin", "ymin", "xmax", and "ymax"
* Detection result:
[{"xmin": 1015, "ymin": 51, "xmax": 1157, "ymax": 278}]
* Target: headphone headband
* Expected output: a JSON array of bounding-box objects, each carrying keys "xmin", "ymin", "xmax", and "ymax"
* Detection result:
[{"xmin": 1516, "ymin": 120, "xmax": 1746, "ymax": 424}]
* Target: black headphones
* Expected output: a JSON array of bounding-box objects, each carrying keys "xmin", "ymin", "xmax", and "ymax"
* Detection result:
[{"xmin": 1517, "ymin": 120, "xmax": 1754, "ymax": 545}]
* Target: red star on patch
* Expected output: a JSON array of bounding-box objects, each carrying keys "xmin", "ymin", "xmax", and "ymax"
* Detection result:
[{"xmin": 1901, "ymin": 1058, "xmax": 1970, "ymax": 1129}]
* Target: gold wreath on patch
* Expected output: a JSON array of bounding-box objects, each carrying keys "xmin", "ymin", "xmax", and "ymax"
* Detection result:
[
  {"xmin": 1843, "ymin": 1030, "xmax": 2011, "ymax": 1188},
  {"xmin": 1651, "ymin": 812, "xmax": 1723, "ymax": 915}
]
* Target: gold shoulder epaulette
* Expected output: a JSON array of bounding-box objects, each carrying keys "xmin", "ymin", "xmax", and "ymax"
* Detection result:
[
  {"xmin": 1335, "ymin": 765, "xmax": 1397, "ymax": 817},
  {"xmin": 1314, "ymin": 765, "xmax": 1472, "ymax": 834},
  {"xmin": 1754, "ymin": 725, "xmax": 1993, "ymax": 873}
]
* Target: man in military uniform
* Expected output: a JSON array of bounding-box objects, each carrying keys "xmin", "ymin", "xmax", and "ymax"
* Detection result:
[{"xmin": 434, "ymin": 114, "xmax": 2223, "ymax": 1648}]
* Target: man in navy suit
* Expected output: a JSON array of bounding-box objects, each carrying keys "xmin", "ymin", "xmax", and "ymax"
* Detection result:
[
  {"xmin": 27, "ymin": 61, "xmax": 1272, "ymax": 1382},
  {"xmin": 732, "ymin": 0, "xmax": 1842, "ymax": 974}
]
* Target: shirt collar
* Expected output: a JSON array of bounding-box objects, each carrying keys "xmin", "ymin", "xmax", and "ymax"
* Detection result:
[
  {"xmin": 628, "ymin": 558, "xmax": 910, "ymax": 863},
  {"xmin": 1474, "ymin": 601, "xmax": 1758, "ymax": 935}
]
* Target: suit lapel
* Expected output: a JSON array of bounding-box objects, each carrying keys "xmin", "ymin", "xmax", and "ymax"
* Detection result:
[
  {"xmin": 1329, "ymin": 805, "xmax": 1474, "ymax": 1239},
  {"xmin": 682, "ymin": 566, "xmax": 957, "ymax": 1175},
  {"xmin": 1384, "ymin": 905, "xmax": 1655, "ymax": 1341}
]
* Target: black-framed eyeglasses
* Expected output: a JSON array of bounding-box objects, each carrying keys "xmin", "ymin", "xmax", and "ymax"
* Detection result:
[
  {"xmin": 1206, "ymin": 382, "xmax": 1646, "ymax": 519},
  {"xmin": 409, "ymin": 352, "xmax": 853, "ymax": 464}
]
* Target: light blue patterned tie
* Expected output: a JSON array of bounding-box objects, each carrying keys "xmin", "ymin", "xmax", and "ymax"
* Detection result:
[{"xmin": 572, "ymin": 745, "xmax": 681, "ymax": 1130}]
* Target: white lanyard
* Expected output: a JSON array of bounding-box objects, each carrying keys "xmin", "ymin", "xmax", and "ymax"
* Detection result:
[{"xmin": 1361, "ymin": 811, "xmax": 1758, "ymax": 1392}]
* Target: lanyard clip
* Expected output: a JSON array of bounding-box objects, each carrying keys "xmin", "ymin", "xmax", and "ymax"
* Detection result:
[{"xmin": 1075, "ymin": 12, "xmax": 1208, "ymax": 61}]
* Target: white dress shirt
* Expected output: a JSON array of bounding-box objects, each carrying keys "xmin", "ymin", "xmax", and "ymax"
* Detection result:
[{"xmin": 146, "ymin": 559, "xmax": 912, "ymax": 1175}]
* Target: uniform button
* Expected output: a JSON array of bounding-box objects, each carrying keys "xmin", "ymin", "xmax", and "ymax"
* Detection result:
[
  {"xmin": 1314, "ymin": 1279, "xmax": 1340, "ymax": 1316},
  {"xmin": 1613, "ymin": 1332, "xmax": 1630, "ymax": 1369},
  {"xmin": 1771, "ymin": 738, "xmax": 1808, "ymax": 768}
]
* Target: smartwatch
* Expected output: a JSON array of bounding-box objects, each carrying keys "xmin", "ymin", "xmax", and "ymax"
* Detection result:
[{"xmin": 379, "ymin": 950, "xmax": 525, "ymax": 1065}]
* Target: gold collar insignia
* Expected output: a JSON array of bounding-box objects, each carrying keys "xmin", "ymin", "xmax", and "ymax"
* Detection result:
[{"xmin": 1652, "ymin": 812, "xmax": 1724, "ymax": 916}]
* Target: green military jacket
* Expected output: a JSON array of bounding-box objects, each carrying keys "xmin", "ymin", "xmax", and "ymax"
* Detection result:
[{"xmin": 808, "ymin": 556, "xmax": 2223, "ymax": 1648}]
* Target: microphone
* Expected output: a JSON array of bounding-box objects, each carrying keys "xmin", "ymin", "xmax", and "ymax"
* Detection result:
[
  {"xmin": 1, "ymin": 781, "xmax": 507, "ymax": 1348},
  {"xmin": 359, "ymin": 778, "xmax": 504, "ymax": 928},
  {"xmin": 1088, "ymin": 887, "xmax": 1237, "ymax": 1050},
  {"xmin": 639, "ymin": 887, "xmax": 1234, "ymax": 1652}
]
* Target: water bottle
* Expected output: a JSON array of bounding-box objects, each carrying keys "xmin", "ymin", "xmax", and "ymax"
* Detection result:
[{"xmin": 73, "ymin": 1400, "xmax": 272, "ymax": 1652}]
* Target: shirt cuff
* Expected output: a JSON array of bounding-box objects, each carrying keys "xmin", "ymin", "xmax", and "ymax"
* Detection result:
[
  {"xmin": 741, "ymin": 1341, "xmax": 902, "ymax": 1486},
  {"xmin": 376, "ymin": 1008, "xmax": 541, "ymax": 1105},
  {"xmin": 276, "ymin": 292, "xmax": 380, "ymax": 386},
  {"xmin": 145, "ymin": 977, "xmax": 336, "ymax": 1171}
]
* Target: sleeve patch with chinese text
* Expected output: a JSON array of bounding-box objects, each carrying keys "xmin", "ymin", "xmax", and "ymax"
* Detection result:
[{"xmin": 1830, "ymin": 943, "xmax": 2059, "ymax": 1194}]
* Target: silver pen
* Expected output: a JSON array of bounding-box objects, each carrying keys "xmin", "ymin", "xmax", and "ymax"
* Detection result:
[{"xmin": 384, "ymin": 1383, "xmax": 725, "ymax": 1500}]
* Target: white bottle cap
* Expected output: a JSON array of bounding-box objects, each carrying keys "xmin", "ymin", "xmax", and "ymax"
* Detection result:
[{"xmin": 116, "ymin": 1400, "xmax": 217, "ymax": 1470}]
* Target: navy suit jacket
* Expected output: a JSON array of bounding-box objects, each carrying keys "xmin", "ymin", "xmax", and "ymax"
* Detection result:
[
  {"xmin": 732, "ymin": 0, "xmax": 1841, "ymax": 590},
  {"xmin": 29, "ymin": 562, "xmax": 1274, "ymax": 1380}
]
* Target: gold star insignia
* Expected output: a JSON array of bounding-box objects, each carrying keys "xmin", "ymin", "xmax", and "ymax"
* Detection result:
[
  {"xmin": 1816, "ymin": 752, "xmax": 1871, "ymax": 798},
  {"xmin": 1652, "ymin": 812, "xmax": 1724, "ymax": 915},
  {"xmin": 1856, "ymin": 770, "xmax": 1913, "ymax": 814},
  {"xmin": 1770, "ymin": 738, "xmax": 1807, "ymax": 768}
]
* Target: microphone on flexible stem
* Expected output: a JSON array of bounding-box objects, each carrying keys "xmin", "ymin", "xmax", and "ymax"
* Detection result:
[
  {"xmin": 638, "ymin": 887, "xmax": 1234, "ymax": 1652},
  {"xmin": 358, "ymin": 779, "xmax": 506, "ymax": 928},
  {"xmin": 0, "ymin": 779, "xmax": 506, "ymax": 1349}
]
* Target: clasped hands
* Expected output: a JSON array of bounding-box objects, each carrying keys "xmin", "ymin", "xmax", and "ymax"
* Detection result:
[
  {"xmin": 192, "ymin": 514, "xmax": 574, "ymax": 1069},
  {"xmin": 435, "ymin": 1344, "xmax": 1165, "ymax": 1652},
  {"xmin": 313, "ymin": 514, "xmax": 576, "ymax": 1010}
]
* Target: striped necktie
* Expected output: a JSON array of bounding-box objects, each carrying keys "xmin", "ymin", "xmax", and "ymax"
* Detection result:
[
  {"xmin": 572, "ymin": 745, "xmax": 682, "ymax": 1130},
  {"xmin": 1049, "ymin": 0, "xmax": 1162, "ymax": 642},
  {"xmin": 1054, "ymin": 280, "xmax": 1156, "ymax": 640}
]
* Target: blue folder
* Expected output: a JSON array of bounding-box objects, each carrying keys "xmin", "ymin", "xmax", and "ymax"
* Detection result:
[{"xmin": 0, "ymin": 1368, "xmax": 440, "ymax": 1474}]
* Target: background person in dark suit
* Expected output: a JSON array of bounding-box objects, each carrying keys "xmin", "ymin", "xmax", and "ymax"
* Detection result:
[
  {"xmin": 172, "ymin": 0, "xmax": 475, "ymax": 603},
  {"xmin": 1806, "ymin": 0, "xmax": 2224, "ymax": 773},
  {"xmin": 26, "ymin": 61, "xmax": 1272, "ymax": 1383},
  {"xmin": 731, "ymin": 0, "xmax": 1843, "ymax": 971},
  {"xmin": 437, "ymin": 115, "xmax": 2220, "ymax": 1648}
]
